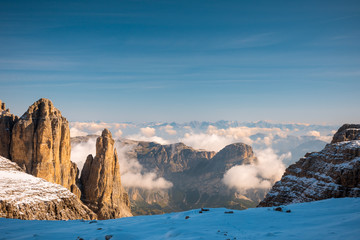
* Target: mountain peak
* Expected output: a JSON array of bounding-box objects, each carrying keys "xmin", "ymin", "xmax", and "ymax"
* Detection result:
[
  {"xmin": 101, "ymin": 128, "xmax": 112, "ymax": 138},
  {"xmin": 258, "ymin": 124, "xmax": 360, "ymax": 207},
  {"xmin": 331, "ymin": 124, "xmax": 360, "ymax": 143}
]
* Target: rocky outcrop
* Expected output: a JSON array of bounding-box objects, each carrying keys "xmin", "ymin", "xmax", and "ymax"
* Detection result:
[
  {"xmin": 10, "ymin": 98, "xmax": 80, "ymax": 197},
  {"xmin": 0, "ymin": 156, "xmax": 96, "ymax": 220},
  {"xmin": 115, "ymin": 139, "xmax": 262, "ymax": 215},
  {"xmin": 80, "ymin": 129, "xmax": 132, "ymax": 219},
  {"xmin": 0, "ymin": 100, "xmax": 18, "ymax": 159},
  {"xmin": 209, "ymin": 143, "xmax": 257, "ymax": 173},
  {"xmin": 258, "ymin": 124, "xmax": 360, "ymax": 207},
  {"xmin": 0, "ymin": 100, "xmax": 5, "ymax": 111},
  {"xmin": 331, "ymin": 124, "xmax": 360, "ymax": 143}
]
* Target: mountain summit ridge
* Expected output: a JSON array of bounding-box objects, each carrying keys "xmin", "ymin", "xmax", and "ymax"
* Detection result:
[{"xmin": 258, "ymin": 124, "xmax": 360, "ymax": 207}]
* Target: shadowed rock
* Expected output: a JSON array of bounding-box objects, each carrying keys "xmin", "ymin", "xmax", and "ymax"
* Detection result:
[
  {"xmin": 331, "ymin": 124, "xmax": 360, "ymax": 143},
  {"xmin": 258, "ymin": 124, "xmax": 360, "ymax": 207},
  {"xmin": 0, "ymin": 100, "xmax": 18, "ymax": 159}
]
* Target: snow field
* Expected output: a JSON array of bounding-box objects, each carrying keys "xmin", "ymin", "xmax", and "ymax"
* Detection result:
[{"xmin": 0, "ymin": 197, "xmax": 359, "ymax": 240}]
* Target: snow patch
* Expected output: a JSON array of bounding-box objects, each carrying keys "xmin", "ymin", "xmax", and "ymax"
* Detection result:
[{"xmin": 0, "ymin": 156, "xmax": 74, "ymax": 205}]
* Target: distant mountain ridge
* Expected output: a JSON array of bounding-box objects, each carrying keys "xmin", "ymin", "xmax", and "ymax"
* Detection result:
[
  {"xmin": 122, "ymin": 140, "xmax": 265, "ymax": 215},
  {"xmin": 72, "ymin": 135, "xmax": 266, "ymax": 215}
]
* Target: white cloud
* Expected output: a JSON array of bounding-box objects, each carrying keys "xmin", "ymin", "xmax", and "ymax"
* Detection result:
[
  {"xmin": 70, "ymin": 127, "xmax": 88, "ymax": 137},
  {"xmin": 116, "ymin": 143, "xmax": 173, "ymax": 189},
  {"xmin": 178, "ymin": 126, "xmax": 288, "ymax": 152},
  {"xmin": 140, "ymin": 127, "xmax": 156, "ymax": 137},
  {"xmin": 70, "ymin": 122, "xmax": 111, "ymax": 133},
  {"xmin": 307, "ymin": 131, "xmax": 321, "ymax": 137},
  {"xmin": 161, "ymin": 125, "xmax": 177, "ymax": 135},
  {"xmin": 179, "ymin": 133, "xmax": 234, "ymax": 152},
  {"xmin": 71, "ymin": 138, "xmax": 96, "ymax": 171},
  {"xmin": 126, "ymin": 134, "xmax": 169, "ymax": 145},
  {"xmin": 306, "ymin": 130, "xmax": 332, "ymax": 142},
  {"xmin": 69, "ymin": 122, "xmax": 135, "ymax": 136},
  {"xmin": 71, "ymin": 134, "xmax": 173, "ymax": 189},
  {"xmin": 126, "ymin": 127, "xmax": 169, "ymax": 144},
  {"xmin": 223, "ymin": 165, "xmax": 272, "ymax": 190},
  {"xmin": 71, "ymin": 137, "xmax": 173, "ymax": 190},
  {"xmin": 222, "ymin": 148, "xmax": 288, "ymax": 192},
  {"xmin": 114, "ymin": 129, "xmax": 123, "ymax": 138}
]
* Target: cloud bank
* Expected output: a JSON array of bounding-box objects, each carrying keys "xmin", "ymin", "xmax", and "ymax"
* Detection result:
[
  {"xmin": 71, "ymin": 138, "xmax": 96, "ymax": 171},
  {"xmin": 222, "ymin": 148, "xmax": 288, "ymax": 191},
  {"xmin": 70, "ymin": 121, "xmax": 336, "ymax": 192},
  {"xmin": 179, "ymin": 125, "xmax": 287, "ymax": 152},
  {"xmin": 116, "ymin": 143, "xmax": 173, "ymax": 189}
]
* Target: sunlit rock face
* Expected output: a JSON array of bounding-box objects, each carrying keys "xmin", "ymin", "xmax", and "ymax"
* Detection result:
[
  {"xmin": 258, "ymin": 124, "xmax": 360, "ymax": 207},
  {"xmin": 80, "ymin": 129, "xmax": 132, "ymax": 219},
  {"xmin": 10, "ymin": 98, "xmax": 81, "ymax": 197}
]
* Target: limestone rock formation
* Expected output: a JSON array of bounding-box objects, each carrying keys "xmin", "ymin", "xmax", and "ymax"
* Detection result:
[
  {"xmin": 117, "ymin": 140, "xmax": 262, "ymax": 214},
  {"xmin": 0, "ymin": 100, "xmax": 18, "ymax": 159},
  {"xmin": 80, "ymin": 129, "xmax": 132, "ymax": 219},
  {"xmin": 0, "ymin": 100, "xmax": 6, "ymax": 111},
  {"xmin": 0, "ymin": 156, "xmax": 96, "ymax": 220},
  {"xmin": 209, "ymin": 143, "xmax": 257, "ymax": 172},
  {"xmin": 331, "ymin": 124, "xmax": 360, "ymax": 143},
  {"xmin": 10, "ymin": 98, "xmax": 80, "ymax": 197},
  {"xmin": 258, "ymin": 124, "xmax": 360, "ymax": 207}
]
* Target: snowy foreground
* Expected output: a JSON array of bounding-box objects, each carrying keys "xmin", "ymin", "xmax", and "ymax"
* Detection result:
[{"xmin": 1, "ymin": 198, "xmax": 359, "ymax": 240}]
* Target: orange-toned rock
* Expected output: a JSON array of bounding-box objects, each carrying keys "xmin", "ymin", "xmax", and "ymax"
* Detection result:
[
  {"xmin": 80, "ymin": 129, "xmax": 132, "ymax": 219},
  {"xmin": 10, "ymin": 98, "xmax": 80, "ymax": 197}
]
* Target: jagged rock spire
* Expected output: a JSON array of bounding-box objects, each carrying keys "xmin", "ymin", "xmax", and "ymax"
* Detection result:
[
  {"xmin": 80, "ymin": 128, "xmax": 132, "ymax": 219},
  {"xmin": 0, "ymin": 100, "xmax": 18, "ymax": 159}
]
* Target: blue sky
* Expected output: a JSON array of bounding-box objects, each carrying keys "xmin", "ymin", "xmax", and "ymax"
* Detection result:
[{"xmin": 0, "ymin": 0, "xmax": 359, "ymax": 123}]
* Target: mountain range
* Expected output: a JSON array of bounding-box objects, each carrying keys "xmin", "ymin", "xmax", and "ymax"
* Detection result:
[{"xmin": 0, "ymin": 98, "xmax": 359, "ymax": 222}]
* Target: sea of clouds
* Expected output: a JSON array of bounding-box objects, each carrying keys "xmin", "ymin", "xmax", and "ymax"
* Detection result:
[{"xmin": 70, "ymin": 121, "xmax": 338, "ymax": 192}]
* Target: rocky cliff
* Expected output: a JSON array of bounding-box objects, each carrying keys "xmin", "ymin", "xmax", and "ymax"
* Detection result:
[
  {"xmin": 0, "ymin": 156, "xmax": 96, "ymax": 220},
  {"xmin": 331, "ymin": 124, "xmax": 360, "ymax": 143},
  {"xmin": 258, "ymin": 124, "xmax": 360, "ymax": 207},
  {"xmin": 10, "ymin": 98, "xmax": 80, "ymax": 197},
  {"xmin": 116, "ymin": 139, "xmax": 263, "ymax": 215},
  {"xmin": 0, "ymin": 101, "xmax": 18, "ymax": 159},
  {"xmin": 80, "ymin": 129, "xmax": 132, "ymax": 219}
]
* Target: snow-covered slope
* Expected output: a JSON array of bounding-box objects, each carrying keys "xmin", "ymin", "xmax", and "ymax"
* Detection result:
[
  {"xmin": 0, "ymin": 198, "xmax": 359, "ymax": 239},
  {"xmin": 0, "ymin": 156, "xmax": 96, "ymax": 220}
]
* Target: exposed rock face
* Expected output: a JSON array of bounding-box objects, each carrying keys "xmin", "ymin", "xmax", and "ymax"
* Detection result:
[
  {"xmin": 331, "ymin": 124, "xmax": 360, "ymax": 143},
  {"xmin": 258, "ymin": 124, "xmax": 360, "ymax": 207},
  {"xmin": 0, "ymin": 156, "xmax": 96, "ymax": 220},
  {"xmin": 10, "ymin": 98, "xmax": 80, "ymax": 197},
  {"xmin": 0, "ymin": 100, "xmax": 5, "ymax": 111},
  {"xmin": 0, "ymin": 101, "xmax": 18, "ymax": 159},
  {"xmin": 80, "ymin": 129, "xmax": 132, "ymax": 219},
  {"xmin": 116, "ymin": 140, "xmax": 262, "ymax": 215}
]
